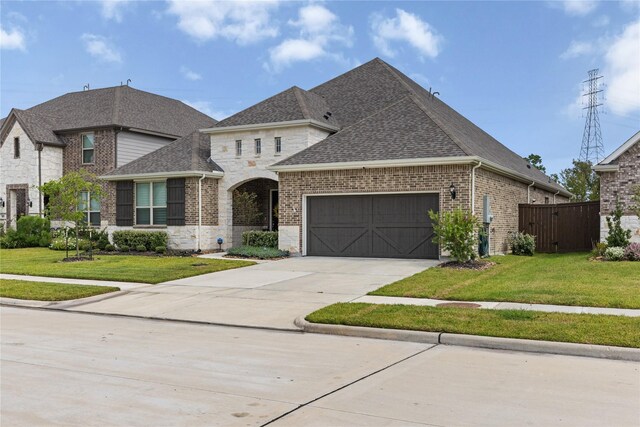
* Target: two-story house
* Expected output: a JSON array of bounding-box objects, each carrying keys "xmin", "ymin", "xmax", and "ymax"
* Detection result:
[
  {"xmin": 0, "ymin": 85, "xmax": 216, "ymax": 229},
  {"xmin": 103, "ymin": 58, "xmax": 570, "ymax": 257}
]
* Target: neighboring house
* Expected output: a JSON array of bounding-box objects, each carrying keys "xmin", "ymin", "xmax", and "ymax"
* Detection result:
[
  {"xmin": 594, "ymin": 130, "xmax": 640, "ymax": 243},
  {"xmin": 0, "ymin": 85, "xmax": 216, "ymax": 229},
  {"xmin": 102, "ymin": 58, "xmax": 570, "ymax": 257}
]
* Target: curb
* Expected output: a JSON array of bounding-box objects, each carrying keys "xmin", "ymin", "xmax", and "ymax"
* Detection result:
[{"xmin": 295, "ymin": 317, "xmax": 640, "ymax": 362}]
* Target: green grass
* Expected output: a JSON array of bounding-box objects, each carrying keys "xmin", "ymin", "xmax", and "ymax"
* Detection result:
[
  {"xmin": 370, "ymin": 253, "xmax": 640, "ymax": 309},
  {"xmin": 0, "ymin": 279, "xmax": 119, "ymax": 301},
  {"xmin": 0, "ymin": 248, "xmax": 254, "ymax": 284},
  {"xmin": 307, "ymin": 303, "xmax": 640, "ymax": 348}
]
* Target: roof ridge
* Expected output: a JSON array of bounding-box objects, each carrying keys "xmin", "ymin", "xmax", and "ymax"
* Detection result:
[
  {"xmin": 378, "ymin": 60, "xmax": 474, "ymax": 157},
  {"xmin": 292, "ymin": 86, "xmax": 311, "ymax": 120}
]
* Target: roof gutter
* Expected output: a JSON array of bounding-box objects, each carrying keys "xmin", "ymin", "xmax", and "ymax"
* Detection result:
[
  {"xmin": 100, "ymin": 170, "xmax": 224, "ymax": 181},
  {"xmin": 269, "ymin": 156, "xmax": 571, "ymax": 197},
  {"xmin": 200, "ymin": 119, "xmax": 340, "ymax": 134},
  {"xmin": 592, "ymin": 164, "xmax": 619, "ymax": 172}
]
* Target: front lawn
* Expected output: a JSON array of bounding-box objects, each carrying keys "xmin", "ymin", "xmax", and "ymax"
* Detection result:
[
  {"xmin": 371, "ymin": 253, "xmax": 640, "ymax": 309},
  {"xmin": 307, "ymin": 303, "xmax": 640, "ymax": 348},
  {"xmin": 0, "ymin": 279, "xmax": 119, "ymax": 301},
  {"xmin": 0, "ymin": 248, "xmax": 254, "ymax": 284}
]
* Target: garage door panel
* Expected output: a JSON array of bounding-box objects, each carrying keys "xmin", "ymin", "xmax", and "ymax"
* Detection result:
[{"xmin": 307, "ymin": 194, "xmax": 439, "ymax": 259}]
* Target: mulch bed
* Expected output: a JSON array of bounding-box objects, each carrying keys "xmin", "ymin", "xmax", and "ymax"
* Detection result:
[
  {"xmin": 439, "ymin": 260, "xmax": 495, "ymax": 271},
  {"xmin": 61, "ymin": 257, "xmax": 94, "ymax": 262}
]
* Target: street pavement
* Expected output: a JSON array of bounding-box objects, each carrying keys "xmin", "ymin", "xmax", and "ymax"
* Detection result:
[{"xmin": 2, "ymin": 307, "xmax": 638, "ymax": 427}]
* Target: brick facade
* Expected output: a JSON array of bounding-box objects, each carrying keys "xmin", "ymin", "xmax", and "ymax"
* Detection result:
[
  {"xmin": 599, "ymin": 141, "xmax": 639, "ymax": 215},
  {"xmin": 62, "ymin": 129, "xmax": 117, "ymax": 176},
  {"xmin": 474, "ymin": 168, "xmax": 568, "ymax": 254},
  {"xmin": 185, "ymin": 177, "xmax": 218, "ymax": 226}
]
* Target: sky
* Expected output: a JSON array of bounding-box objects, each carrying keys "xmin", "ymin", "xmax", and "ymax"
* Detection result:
[{"xmin": 1, "ymin": 0, "xmax": 639, "ymax": 175}]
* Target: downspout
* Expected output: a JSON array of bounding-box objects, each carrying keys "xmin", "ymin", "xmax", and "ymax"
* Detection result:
[
  {"xmin": 197, "ymin": 174, "xmax": 205, "ymax": 252},
  {"xmin": 553, "ymin": 190, "xmax": 560, "ymax": 204},
  {"xmin": 527, "ymin": 182, "xmax": 535, "ymax": 203},
  {"xmin": 471, "ymin": 161, "xmax": 482, "ymax": 215},
  {"xmin": 36, "ymin": 143, "xmax": 43, "ymax": 217}
]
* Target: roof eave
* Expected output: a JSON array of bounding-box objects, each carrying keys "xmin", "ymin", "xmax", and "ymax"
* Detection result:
[
  {"xmin": 593, "ymin": 164, "xmax": 620, "ymax": 172},
  {"xmin": 201, "ymin": 119, "xmax": 339, "ymax": 134},
  {"xmin": 101, "ymin": 170, "xmax": 224, "ymax": 181},
  {"xmin": 597, "ymin": 130, "xmax": 640, "ymax": 166}
]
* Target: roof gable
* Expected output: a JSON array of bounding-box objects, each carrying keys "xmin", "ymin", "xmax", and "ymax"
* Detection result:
[
  {"xmin": 597, "ymin": 130, "xmax": 640, "ymax": 166},
  {"xmin": 0, "ymin": 109, "xmax": 64, "ymax": 147}
]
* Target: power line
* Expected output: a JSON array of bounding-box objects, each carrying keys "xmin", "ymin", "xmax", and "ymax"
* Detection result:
[{"xmin": 579, "ymin": 68, "xmax": 604, "ymax": 163}]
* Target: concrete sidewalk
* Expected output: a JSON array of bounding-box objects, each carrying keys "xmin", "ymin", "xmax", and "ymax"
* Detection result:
[
  {"xmin": 0, "ymin": 274, "xmax": 151, "ymax": 291},
  {"xmin": 354, "ymin": 295, "xmax": 640, "ymax": 317}
]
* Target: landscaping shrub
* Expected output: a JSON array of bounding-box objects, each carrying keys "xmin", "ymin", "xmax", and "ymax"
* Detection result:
[
  {"xmin": 119, "ymin": 245, "xmax": 130, "ymax": 252},
  {"xmin": 508, "ymin": 232, "xmax": 536, "ymax": 256},
  {"xmin": 112, "ymin": 231, "xmax": 168, "ymax": 251},
  {"xmin": 155, "ymin": 245, "xmax": 167, "ymax": 254},
  {"xmin": 591, "ymin": 241, "xmax": 608, "ymax": 258},
  {"xmin": 104, "ymin": 244, "xmax": 115, "ymax": 252},
  {"xmin": 604, "ymin": 246, "xmax": 625, "ymax": 261},
  {"xmin": 136, "ymin": 244, "xmax": 147, "ymax": 252},
  {"xmin": 0, "ymin": 216, "xmax": 51, "ymax": 248},
  {"xmin": 428, "ymin": 209, "xmax": 481, "ymax": 262},
  {"xmin": 242, "ymin": 230, "xmax": 278, "ymax": 248},
  {"xmin": 624, "ymin": 243, "xmax": 640, "ymax": 261},
  {"xmin": 90, "ymin": 229, "xmax": 110, "ymax": 250},
  {"xmin": 227, "ymin": 245, "xmax": 289, "ymax": 259},
  {"xmin": 50, "ymin": 237, "xmax": 91, "ymax": 251},
  {"xmin": 606, "ymin": 201, "xmax": 631, "ymax": 248}
]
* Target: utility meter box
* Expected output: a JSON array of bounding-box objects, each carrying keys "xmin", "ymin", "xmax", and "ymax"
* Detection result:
[{"xmin": 483, "ymin": 195, "xmax": 494, "ymax": 224}]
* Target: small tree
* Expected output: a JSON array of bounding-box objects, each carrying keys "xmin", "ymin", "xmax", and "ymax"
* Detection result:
[
  {"xmin": 40, "ymin": 170, "xmax": 102, "ymax": 258},
  {"xmin": 605, "ymin": 200, "xmax": 631, "ymax": 248},
  {"xmin": 428, "ymin": 209, "xmax": 481, "ymax": 263},
  {"xmin": 232, "ymin": 190, "xmax": 263, "ymax": 226}
]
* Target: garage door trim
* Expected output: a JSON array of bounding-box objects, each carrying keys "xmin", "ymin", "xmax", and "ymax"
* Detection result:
[{"xmin": 302, "ymin": 191, "xmax": 440, "ymax": 257}]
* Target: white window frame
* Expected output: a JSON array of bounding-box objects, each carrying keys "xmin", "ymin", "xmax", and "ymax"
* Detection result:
[
  {"xmin": 135, "ymin": 181, "xmax": 167, "ymax": 226},
  {"xmin": 235, "ymin": 140, "xmax": 242, "ymax": 157},
  {"xmin": 81, "ymin": 132, "xmax": 95, "ymax": 165},
  {"xmin": 255, "ymin": 138, "xmax": 261, "ymax": 156},
  {"xmin": 79, "ymin": 191, "xmax": 101, "ymax": 227},
  {"xmin": 274, "ymin": 136, "xmax": 282, "ymax": 155}
]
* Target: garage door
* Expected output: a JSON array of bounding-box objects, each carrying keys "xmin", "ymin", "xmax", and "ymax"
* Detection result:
[{"xmin": 307, "ymin": 194, "xmax": 439, "ymax": 259}]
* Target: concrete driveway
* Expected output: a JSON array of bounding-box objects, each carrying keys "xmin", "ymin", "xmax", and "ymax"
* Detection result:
[{"xmin": 70, "ymin": 256, "xmax": 439, "ymax": 329}]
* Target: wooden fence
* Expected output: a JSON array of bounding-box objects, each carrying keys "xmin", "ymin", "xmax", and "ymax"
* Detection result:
[{"xmin": 518, "ymin": 201, "xmax": 600, "ymax": 253}]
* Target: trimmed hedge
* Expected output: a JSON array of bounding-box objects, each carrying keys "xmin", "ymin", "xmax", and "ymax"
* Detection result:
[
  {"xmin": 227, "ymin": 245, "xmax": 289, "ymax": 259},
  {"xmin": 242, "ymin": 230, "xmax": 278, "ymax": 248},
  {"xmin": 112, "ymin": 230, "xmax": 168, "ymax": 251}
]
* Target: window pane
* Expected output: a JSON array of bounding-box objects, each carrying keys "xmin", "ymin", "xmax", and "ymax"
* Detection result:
[
  {"xmin": 82, "ymin": 134, "xmax": 94, "ymax": 148},
  {"xmin": 136, "ymin": 183, "xmax": 150, "ymax": 207},
  {"xmin": 90, "ymin": 196, "xmax": 101, "ymax": 211},
  {"xmin": 83, "ymin": 149, "xmax": 94, "ymax": 164},
  {"xmin": 153, "ymin": 207, "xmax": 167, "ymax": 225},
  {"xmin": 153, "ymin": 182, "xmax": 166, "ymax": 207},
  {"xmin": 90, "ymin": 212, "xmax": 101, "ymax": 226},
  {"xmin": 136, "ymin": 208, "xmax": 150, "ymax": 225}
]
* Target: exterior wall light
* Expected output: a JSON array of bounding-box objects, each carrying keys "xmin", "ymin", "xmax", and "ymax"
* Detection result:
[
  {"xmin": 449, "ymin": 183, "xmax": 457, "ymax": 200},
  {"xmin": 0, "ymin": 197, "xmax": 4, "ymax": 208},
  {"xmin": 28, "ymin": 199, "xmax": 33, "ymax": 208}
]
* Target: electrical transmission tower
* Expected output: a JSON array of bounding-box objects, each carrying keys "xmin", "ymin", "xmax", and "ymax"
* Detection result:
[{"xmin": 579, "ymin": 68, "xmax": 604, "ymax": 163}]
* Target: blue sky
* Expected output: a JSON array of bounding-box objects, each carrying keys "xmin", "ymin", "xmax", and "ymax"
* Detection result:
[{"xmin": 1, "ymin": 0, "xmax": 639, "ymax": 175}]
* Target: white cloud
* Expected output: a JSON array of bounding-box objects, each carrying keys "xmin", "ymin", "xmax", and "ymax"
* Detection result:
[
  {"xmin": 81, "ymin": 34, "xmax": 122, "ymax": 63},
  {"xmin": 265, "ymin": 4, "xmax": 354, "ymax": 72},
  {"xmin": 101, "ymin": 0, "xmax": 131, "ymax": 22},
  {"xmin": 180, "ymin": 66, "xmax": 202, "ymax": 81},
  {"xmin": 604, "ymin": 19, "xmax": 640, "ymax": 116},
  {"xmin": 0, "ymin": 26, "xmax": 26, "ymax": 50},
  {"xmin": 620, "ymin": 0, "xmax": 640, "ymax": 12},
  {"xmin": 560, "ymin": 40, "xmax": 594, "ymax": 59},
  {"xmin": 592, "ymin": 15, "xmax": 610, "ymax": 27},
  {"xmin": 557, "ymin": 0, "xmax": 599, "ymax": 16},
  {"xmin": 166, "ymin": 0, "xmax": 280, "ymax": 45},
  {"xmin": 370, "ymin": 9, "xmax": 442, "ymax": 59},
  {"xmin": 182, "ymin": 100, "xmax": 233, "ymax": 120}
]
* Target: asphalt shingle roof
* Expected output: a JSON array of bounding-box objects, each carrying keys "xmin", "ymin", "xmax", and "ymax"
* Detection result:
[
  {"xmin": 105, "ymin": 131, "xmax": 222, "ymax": 177},
  {"xmin": 215, "ymin": 86, "xmax": 339, "ymax": 128}
]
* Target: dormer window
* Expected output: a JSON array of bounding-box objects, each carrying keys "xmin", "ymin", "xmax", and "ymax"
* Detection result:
[
  {"xmin": 275, "ymin": 137, "xmax": 281, "ymax": 154},
  {"xmin": 255, "ymin": 138, "xmax": 261, "ymax": 155},
  {"xmin": 235, "ymin": 140, "xmax": 242, "ymax": 156},
  {"xmin": 82, "ymin": 133, "xmax": 95, "ymax": 164},
  {"xmin": 13, "ymin": 137, "xmax": 20, "ymax": 159}
]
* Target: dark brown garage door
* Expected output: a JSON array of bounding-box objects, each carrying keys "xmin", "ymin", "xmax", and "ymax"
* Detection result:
[{"xmin": 307, "ymin": 194, "xmax": 439, "ymax": 259}]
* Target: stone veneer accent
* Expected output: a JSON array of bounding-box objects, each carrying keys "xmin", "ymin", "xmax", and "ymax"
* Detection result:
[
  {"xmin": 278, "ymin": 165, "xmax": 472, "ymax": 255},
  {"xmin": 474, "ymin": 168, "xmax": 569, "ymax": 254}
]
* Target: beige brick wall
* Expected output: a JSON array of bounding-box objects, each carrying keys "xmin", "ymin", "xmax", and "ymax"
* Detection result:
[
  {"xmin": 474, "ymin": 168, "xmax": 569, "ymax": 254},
  {"xmin": 185, "ymin": 177, "xmax": 218, "ymax": 226},
  {"xmin": 599, "ymin": 142, "xmax": 639, "ymax": 215},
  {"xmin": 279, "ymin": 165, "xmax": 473, "ymax": 252}
]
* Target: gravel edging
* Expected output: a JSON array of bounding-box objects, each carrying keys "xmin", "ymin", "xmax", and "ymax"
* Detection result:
[{"xmin": 295, "ymin": 317, "xmax": 640, "ymax": 362}]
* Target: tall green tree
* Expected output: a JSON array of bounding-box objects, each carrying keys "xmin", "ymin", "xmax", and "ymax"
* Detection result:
[
  {"xmin": 40, "ymin": 170, "xmax": 102, "ymax": 257},
  {"xmin": 559, "ymin": 160, "xmax": 600, "ymax": 202},
  {"xmin": 524, "ymin": 154, "xmax": 546, "ymax": 173}
]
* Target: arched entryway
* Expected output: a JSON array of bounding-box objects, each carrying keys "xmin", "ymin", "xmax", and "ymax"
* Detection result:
[{"xmin": 230, "ymin": 178, "xmax": 278, "ymax": 245}]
